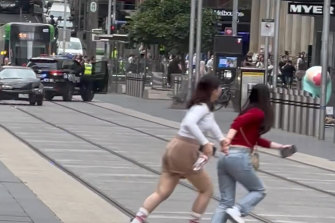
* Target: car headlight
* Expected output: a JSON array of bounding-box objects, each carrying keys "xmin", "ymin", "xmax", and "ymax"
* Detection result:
[
  {"xmin": 1, "ymin": 85, "xmax": 13, "ymax": 90},
  {"xmin": 10, "ymin": 4, "xmax": 15, "ymax": 6}
]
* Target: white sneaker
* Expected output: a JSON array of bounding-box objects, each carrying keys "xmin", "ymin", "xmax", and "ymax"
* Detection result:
[{"xmin": 226, "ymin": 206, "xmax": 245, "ymax": 223}]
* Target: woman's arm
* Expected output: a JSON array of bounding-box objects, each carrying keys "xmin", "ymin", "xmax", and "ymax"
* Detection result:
[{"xmin": 181, "ymin": 104, "xmax": 210, "ymax": 146}]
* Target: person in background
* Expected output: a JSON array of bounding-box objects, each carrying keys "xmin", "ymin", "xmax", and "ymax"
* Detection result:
[
  {"xmin": 206, "ymin": 55, "xmax": 214, "ymax": 73},
  {"xmin": 131, "ymin": 74, "xmax": 225, "ymax": 223},
  {"xmin": 211, "ymin": 84, "xmax": 294, "ymax": 223},
  {"xmin": 281, "ymin": 60, "xmax": 296, "ymax": 88}
]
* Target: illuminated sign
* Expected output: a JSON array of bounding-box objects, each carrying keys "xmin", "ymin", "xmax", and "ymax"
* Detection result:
[
  {"xmin": 18, "ymin": 32, "xmax": 34, "ymax": 40},
  {"xmin": 288, "ymin": 3, "xmax": 335, "ymax": 15}
]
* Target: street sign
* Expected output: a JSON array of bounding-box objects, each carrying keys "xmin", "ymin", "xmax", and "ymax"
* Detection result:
[
  {"xmin": 90, "ymin": 1, "xmax": 97, "ymax": 13},
  {"xmin": 261, "ymin": 19, "xmax": 275, "ymax": 37}
]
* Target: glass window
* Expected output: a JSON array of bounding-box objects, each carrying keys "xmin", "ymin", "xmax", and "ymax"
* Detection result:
[
  {"xmin": 61, "ymin": 60, "xmax": 73, "ymax": 69},
  {"xmin": 0, "ymin": 68, "xmax": 36, "ymax": 79},
  {"xmin": 27, "ymin": 60, "xmax": 58, "ymax": 70}
]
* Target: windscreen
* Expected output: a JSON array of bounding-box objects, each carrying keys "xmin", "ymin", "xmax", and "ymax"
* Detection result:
[
  {"xmin": 0, "ymin": 68, "xmax": 36, "ymax": 79},
  {"xmin": 27, "ymin": 60, "xmax": 59, "ymax": 70}
]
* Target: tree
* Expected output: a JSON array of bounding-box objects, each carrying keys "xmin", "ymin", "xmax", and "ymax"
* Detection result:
[{"xmin": 128, "ymin": 0, "xmax": 217, "ymax": 72}]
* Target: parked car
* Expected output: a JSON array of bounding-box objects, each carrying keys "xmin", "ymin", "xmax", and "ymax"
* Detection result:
[
  {"xmin": 27, "ymin": 55, "xmax": 95, "ymax": 101},
  {"xmin": 0, "ymin": 66, "xmax": 44, "ymax": 105}
]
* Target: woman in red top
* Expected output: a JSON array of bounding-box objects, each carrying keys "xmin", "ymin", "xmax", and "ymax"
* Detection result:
[{"xmin": 211, "ymin": 84, "xmax": 292, "ymax": 223}]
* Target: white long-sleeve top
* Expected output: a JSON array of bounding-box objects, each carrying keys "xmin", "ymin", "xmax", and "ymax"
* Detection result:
[{"xmin": 178, "ymin": 103, "xmax": 224, "ymax": 145}]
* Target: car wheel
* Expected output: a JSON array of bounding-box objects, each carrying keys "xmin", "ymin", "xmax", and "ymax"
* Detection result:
[
  {"xmin": 36, "ymin": 95, "xmax": 43, "ymax": 106},
  {"xmin": 44, "ymin": 92, "xmax": 54, "ymax": 101},
  {"xmin": 63, "ymin": 83, "xmax": 73, "ymax": 101},
  {"xmin": 29, "ymin": 94, "xmax": 36, "ymax": 105},
  {"xmin": 80, "ymin": 83, "xmax": 94, "ymax": 101}
]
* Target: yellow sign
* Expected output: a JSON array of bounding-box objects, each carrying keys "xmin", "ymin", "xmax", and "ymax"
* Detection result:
[
  {"xmin": 0, "ymin": 50, "xmax": 7, "ymax": 55},
  {"xmin": 242, "ymin": 72, "xmax": 264, "ymax": 76}
]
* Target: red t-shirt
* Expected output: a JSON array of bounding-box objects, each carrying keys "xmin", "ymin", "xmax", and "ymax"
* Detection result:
[{"xmin": 230, "ymin": 107, "xmax": 271, "ymax": 149}]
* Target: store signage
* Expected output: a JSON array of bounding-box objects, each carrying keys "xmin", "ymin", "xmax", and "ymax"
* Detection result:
[
  {"xmin": 288, "ymin": 3, "xmax": 335, "ymax": 15},
  {"xmin": 214, "ymin": 9, "xmax": 251, "ymax": 23}
]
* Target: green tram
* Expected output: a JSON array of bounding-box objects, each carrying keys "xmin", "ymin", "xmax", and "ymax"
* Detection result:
[{"xmin": 0, "ymin": 22, "xmax": 55, "ymax": 66}]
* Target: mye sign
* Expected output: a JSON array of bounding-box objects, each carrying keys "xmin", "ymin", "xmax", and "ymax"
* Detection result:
[{"xmin": 288, "ymin": 3, "xmax": 335, "ymax": 16}]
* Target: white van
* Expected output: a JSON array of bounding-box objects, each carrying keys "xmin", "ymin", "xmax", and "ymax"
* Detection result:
[
  {"xmin": 57, "ymin": 37, "xmax": 83, "ymax": 56},
  {"xmin": 47, "ymin": 3, "xmax": 71, "ymax": 22}
]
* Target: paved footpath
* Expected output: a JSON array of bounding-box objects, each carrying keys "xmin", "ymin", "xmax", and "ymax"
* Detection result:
[
  {"xmin": 0, "ymin": 133, "xmax": 61, "ymax": 223},
  {"xmin": 0, "ymin": 127, "xmax": 129, "ymax": 223}
]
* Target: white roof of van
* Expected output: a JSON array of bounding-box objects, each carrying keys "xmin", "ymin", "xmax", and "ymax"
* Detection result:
[{"xmin": 50, "ymin": 4, "xmax": 70, "ymax": 12}]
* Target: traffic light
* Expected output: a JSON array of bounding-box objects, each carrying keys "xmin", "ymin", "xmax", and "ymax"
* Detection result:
[{"xmin": 110, "ymin": 24, "xmax": 116, "ymax": 33}]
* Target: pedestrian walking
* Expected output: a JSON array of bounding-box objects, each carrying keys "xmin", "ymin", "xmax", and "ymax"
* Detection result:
[
  {"xmin": 281, "ymin": 60, "xmax": 296, "ymax": 88},
  {"xmin": 131, "ymin": 74, "xmax": 225, "ymax": 223},
  {"xmin": 211, "ymin": 84, "xmax": 294, "ymax": 223}
]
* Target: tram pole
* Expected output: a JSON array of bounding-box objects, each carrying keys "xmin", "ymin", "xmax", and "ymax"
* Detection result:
[
  {"xmin": 187, "ymin": 0, "xmax": 196, "ymax": 102},
  {"xmin": 62, "ymin": 0, "xmax": 68, "ymax": 54},
  {"xmin": 319, "ymin": 0, "xmax": 331, "ymax": 140},
  {"xmin": 272, "ymin": 0, "xmax": 281, "ymax": 88}
]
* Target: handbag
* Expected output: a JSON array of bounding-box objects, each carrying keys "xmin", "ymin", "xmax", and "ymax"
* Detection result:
[{"xmin": 240, "ymin": 128, "xmax": 260, "ymax": 170}]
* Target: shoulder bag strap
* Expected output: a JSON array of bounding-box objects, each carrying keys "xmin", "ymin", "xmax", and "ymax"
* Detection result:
[{"xmin": 239, "ymin": 127, "xmax": 256, "ymax": 154}]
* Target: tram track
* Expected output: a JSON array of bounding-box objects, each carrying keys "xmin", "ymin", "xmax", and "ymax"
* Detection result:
[
  {"xmin": 9, "ymin": 104, "xmax": 272, "ymax": 223},
  {"xmin": 88, "ymin": 102, "xmax": 335, "ymax": 172},
  {"xmin": 86, "ymin": 101, "xmax": 335, "ymax": 187},
  {"xmin": 49, "ymin": 100, "xmax": 335, "ymax": 220},
  {"xmin": 8, "ymin": 100, "xmax": 335, "ymax": 222}
]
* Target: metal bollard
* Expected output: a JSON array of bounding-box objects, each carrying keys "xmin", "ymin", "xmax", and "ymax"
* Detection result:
[
  {"xmin": 173, "ymin": 75, "xmax": 182, "ymax": 96},
  {"xmin": 273, "ymin": 88, "xmax": 281, "ymax": 129},
  {"xmin": 281, "ymin": 93, "xmax": 290, "ymax": 131},
  {"xmin": 313, "ymin": 97, "xmax": 321, "ymax": 138},
  {"xmin": 135, "ymin": 73, "xmax": 139, "ymax": 97},
  {"xmin": 139, "ymin": 73, "xmax": 144, "ymax": 97},
  {"xmin": 307, "ymin": 96, "xmax": 315, "ymax": 136},
  {"xmin": 294, "ymin": 94, "xmax": 302, "ymax": 133},
  {"xmin": 300, "ymin": 94, "xmax": 309, "ymax": 135},
  {"xmin": 126, "ymin": 73, "xmax": 130, "ymax": 95},
  {"xmin": 288, "ymin": 89, "xmax": 295, "ymax": 132},
  {"xmin": 130, "ymin": 73, "xmax": 134, "ymax": 96}
]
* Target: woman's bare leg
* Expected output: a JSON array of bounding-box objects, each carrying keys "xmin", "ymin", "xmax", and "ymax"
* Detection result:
[
  {"xmin": 186, "ymin": 171, "xmax": 213, "ymax": 222},
  {"xmin": 144, "ymin": 172, "xmax": 180, "ymax": 210}
]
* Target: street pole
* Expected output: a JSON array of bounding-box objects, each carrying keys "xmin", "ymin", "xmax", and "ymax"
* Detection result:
[
  {"xmin": 112, "ymin": 0, "xmax": 116, "ymax": 25},
  {"xmin": 232, "ymin": 0, "xmax": 238, "ymax": 36},
  {"xmin": 63, "ymin": 0, "xmax": 67, "ymax": 54},
  {"xmin": 107, "ymin": 0, "xmax": 112, "ymax": 59},
  {"xmin": 187, "ymin": 0, "xmax": 196, "ymax": 102},
  {"xmin": 273, "ymin": 0, "xmax": 281, "ymax": 88},
  {"xmin": 195, "ymin": 0, "xmax": 203, "ymax": 84},
  {"xmin": 264, "ymin": 0, "xmax": 271, "ymax": 85},
  {"xmin": 78, "ymin": 0, "xmax": 81, "ymax": 33},
  {"xmin": 319, "ymin": 0, "xmax": 331, "ymax": 140}
]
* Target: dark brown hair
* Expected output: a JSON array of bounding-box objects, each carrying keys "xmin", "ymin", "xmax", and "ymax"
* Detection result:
[
  {"xmin": 187, "ymin": 74, "xmax": 220, "ymax": 111},
  {"xmin": 240, "ymin": 84, "xmax": 274, "ymax": 134}
]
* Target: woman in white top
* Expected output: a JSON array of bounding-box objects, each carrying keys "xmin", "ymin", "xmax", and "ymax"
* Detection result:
[{"xmin": 131, "ymin": 74, "xmax": 226, "ymax": 223}]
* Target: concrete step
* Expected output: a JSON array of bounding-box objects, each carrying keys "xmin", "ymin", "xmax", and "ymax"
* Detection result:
[{"xmin": 143, "ymin": 88, "xmax": 173, "ymax": 100}]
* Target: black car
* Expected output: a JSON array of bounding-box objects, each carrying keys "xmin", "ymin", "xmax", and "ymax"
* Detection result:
[
  {"xmin": 27, "ymin": 56, "xmax": 94, "ymax": 101},
  {"xmin": 0, "ymin": 0, "xmax": 30, "ymax": 13},
  {"xmin": 0, "ymin": 66, "xmax": 44, "ymax": 105}
]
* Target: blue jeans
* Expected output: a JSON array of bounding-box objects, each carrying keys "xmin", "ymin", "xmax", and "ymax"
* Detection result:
[{"xmin": 211, "ymin": 148, "xmax": 266, "ymax": 223}]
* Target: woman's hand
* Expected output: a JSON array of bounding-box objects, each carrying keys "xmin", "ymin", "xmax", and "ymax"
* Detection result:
[
  {"xmin": 220, "ymin": 138, "xmax": 230, "ymax": 155},
  {"xmin": 202, "ymin": 143, "xmax": 214, "ymax": 158}
]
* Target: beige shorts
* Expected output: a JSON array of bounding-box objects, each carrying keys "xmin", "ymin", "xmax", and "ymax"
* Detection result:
[{"xmin": 162, "ymin": 135, "xmax": 201, "ymax": 177}]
